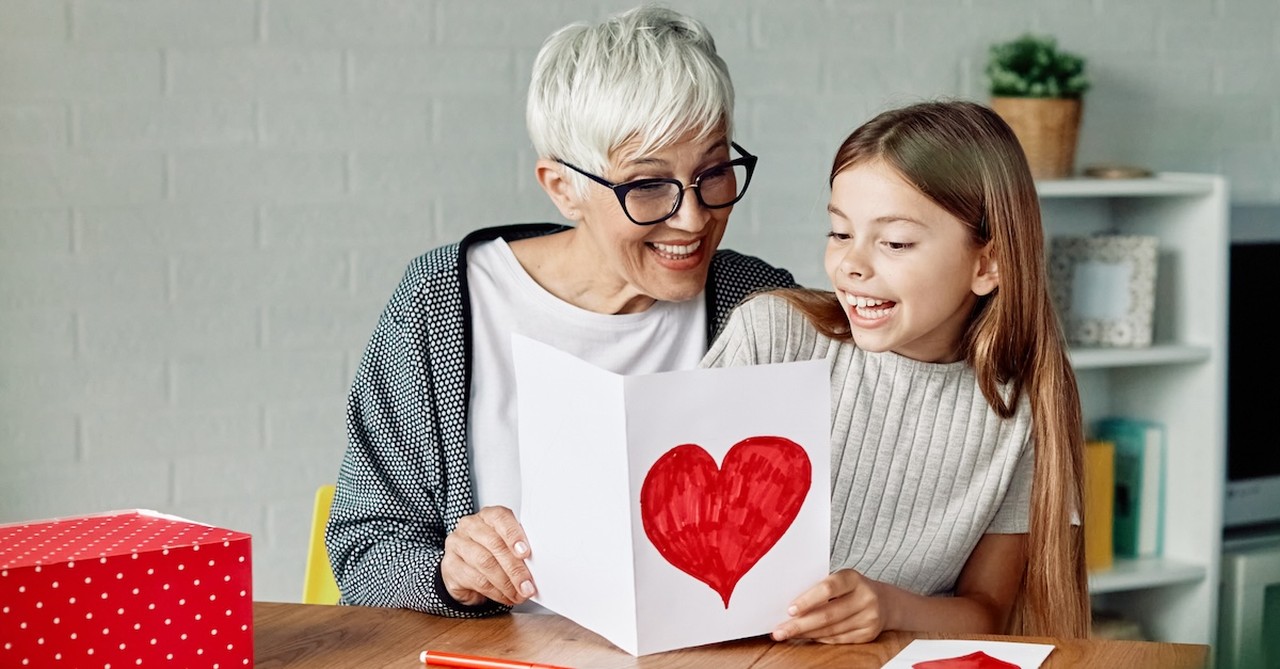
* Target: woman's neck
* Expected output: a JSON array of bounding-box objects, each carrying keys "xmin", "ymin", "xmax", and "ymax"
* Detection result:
[{"xmin": 507, "ymin": 231, "xmax": 657, "ymax": 315}]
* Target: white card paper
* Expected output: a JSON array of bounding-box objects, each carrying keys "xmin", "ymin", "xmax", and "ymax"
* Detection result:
[
  {"xmin": 513, "ymin": 334, "xmax": 831, "ymax": 656},
  {"xmin": 881, "ymin": 639, "xmax": 1055, "ymax": 669}
]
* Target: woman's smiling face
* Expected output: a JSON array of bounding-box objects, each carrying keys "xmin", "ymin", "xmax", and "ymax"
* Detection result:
[
  {"xmin": 824, "ymin": 160, "xmax": 998, "ymax": 363},
  {"xmin": 571, "ymin": 132, "xmax": 735, "ymax": 311}
]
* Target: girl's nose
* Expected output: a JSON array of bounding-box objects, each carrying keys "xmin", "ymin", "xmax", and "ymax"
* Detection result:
[{"xmin": 839, "ymin": 244, "xmax": 868, "ymax": 277}]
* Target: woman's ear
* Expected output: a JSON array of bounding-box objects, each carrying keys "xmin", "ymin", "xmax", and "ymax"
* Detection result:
[
  {"xmin": 535, "ymin": 159, "xmax": 581, "ymax": 221},
  {"xmin": 971, "ymin": 243, "xmax": 1000, "ymax": 296}
]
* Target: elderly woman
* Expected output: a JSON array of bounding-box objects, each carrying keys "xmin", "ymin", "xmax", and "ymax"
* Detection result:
[{"xmin": 326, "ymin": 4, "xmax": 795, "ymax": 618}]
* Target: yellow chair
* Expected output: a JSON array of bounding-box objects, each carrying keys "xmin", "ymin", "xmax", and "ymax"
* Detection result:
[{"xmin": 302, "ymin": 483, "xmax": 342, "ymax": 605}]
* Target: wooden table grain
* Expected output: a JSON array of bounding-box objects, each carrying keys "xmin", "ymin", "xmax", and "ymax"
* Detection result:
[{"xmin": 253, "ymin": 601, "xmax": 1208, "ymax": 668}]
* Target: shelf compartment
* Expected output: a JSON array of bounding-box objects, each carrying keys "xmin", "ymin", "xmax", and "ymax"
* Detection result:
[
  {"xmin": 1088, "ymin": 556, "xmax": 1207, "ymax": 594},
  {"xmin": 1068, "ymin": 344, "xmax": 1212, "ymax": 369}
]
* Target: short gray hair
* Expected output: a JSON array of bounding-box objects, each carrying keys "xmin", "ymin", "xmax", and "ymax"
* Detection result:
[{"xmin": 526, "ymin": 4, "xmax": 735, "ymax": 193}]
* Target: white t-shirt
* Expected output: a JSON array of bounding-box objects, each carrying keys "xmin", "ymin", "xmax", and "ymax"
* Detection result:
[{"xmin": 466, "ymin": 237, "xmax": 706, "ymax": 515}]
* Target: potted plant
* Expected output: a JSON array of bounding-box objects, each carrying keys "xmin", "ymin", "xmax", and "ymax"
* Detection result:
[{"xmin": 985, "ymin": 33, "xmax": 1090, "ymax": 179}]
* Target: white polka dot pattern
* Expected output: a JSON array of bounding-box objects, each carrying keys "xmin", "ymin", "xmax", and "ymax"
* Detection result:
[
  {"xmin": 325, "ymin": 224, "xmax": 796, "ymax": 617},
  {"xmin": 0, "ymin": 510, "xmax": 253, "ymax": 667}
]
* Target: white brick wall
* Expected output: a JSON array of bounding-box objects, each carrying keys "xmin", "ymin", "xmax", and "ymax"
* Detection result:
[{"xmin": 2, "ymin": 0, "xmax": 1277, "ymax": 603}]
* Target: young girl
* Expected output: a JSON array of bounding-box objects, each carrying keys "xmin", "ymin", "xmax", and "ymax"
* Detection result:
[{"xmin": 702, "ymin": 100, "xmax": 1089, "ymax": 642}]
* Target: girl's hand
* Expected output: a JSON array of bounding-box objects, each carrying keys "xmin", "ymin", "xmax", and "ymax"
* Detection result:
[
  {"xmin": 772, "ymin": 569, "xmax": 887, "ymax": 644},
  {"xmin": 440, "ymin": 505, "xmax": 536, "ymax": 607}
]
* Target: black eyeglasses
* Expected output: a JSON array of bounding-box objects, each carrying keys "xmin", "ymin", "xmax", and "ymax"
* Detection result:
[{"xmin": 555, "ymin": 142, "xmax": 758, "ymax": 226}]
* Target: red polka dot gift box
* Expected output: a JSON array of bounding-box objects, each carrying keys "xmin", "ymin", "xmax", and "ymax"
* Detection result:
[{"xmin": 0, "ymin": 509, "xmax": 253, "ymax": 668}]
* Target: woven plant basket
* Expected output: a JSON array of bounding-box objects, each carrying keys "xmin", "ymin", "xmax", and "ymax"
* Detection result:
[{"xmin": 990, "ymin": 97, "xmax": 1082, "ymax": 179}]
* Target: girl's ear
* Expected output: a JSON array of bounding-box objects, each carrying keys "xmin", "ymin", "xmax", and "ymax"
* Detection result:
[
  {"xmin": 535, "ymin": 159, "xmax": 581, "ymax": 221},
  {"xmin": 971, "ymin": 242, "xmax": 1000, "ymax": 296}
]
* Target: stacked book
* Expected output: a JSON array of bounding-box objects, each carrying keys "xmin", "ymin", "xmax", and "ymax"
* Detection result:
[{"xmin": 1084, "ymin": 417, "xmax": 1166, "ymax": 572}]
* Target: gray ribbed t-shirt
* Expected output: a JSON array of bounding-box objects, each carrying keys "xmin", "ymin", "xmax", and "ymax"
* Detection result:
[{"xmin": 702, "ymin": 293, "xmax": 1033, "ymax": 596}]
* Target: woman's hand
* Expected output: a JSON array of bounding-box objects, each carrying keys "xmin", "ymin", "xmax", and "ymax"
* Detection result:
[
  {"xmin": 440, "ymin": 506, "xmax": 536, "ymax": 607},
  {"xmin": 772, "ymin": 569, "xmax": 887, "ymax": 644}
]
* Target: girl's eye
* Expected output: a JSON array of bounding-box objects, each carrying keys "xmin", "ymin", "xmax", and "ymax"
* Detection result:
[
  {"xmin": 826, "ymin": 231, "xmax": 851, "ymax": 241},
  {"xmin": 884, "ymin": 241, "xmax": 913, "ymax": 251}
]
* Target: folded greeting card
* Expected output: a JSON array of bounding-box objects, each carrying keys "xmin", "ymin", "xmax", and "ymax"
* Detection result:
[{"xmin": 512, "ymin": 335, "xmax": 831, "ymax": 656}]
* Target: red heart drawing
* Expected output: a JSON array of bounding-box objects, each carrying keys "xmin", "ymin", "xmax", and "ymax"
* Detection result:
[
  {"xmin": 639, "ymin": 436, "xmax": 811, "ymax": 608},
  {"xmin": 912, "ymin": 651, "xmax": 1020, "ymax": 669}
]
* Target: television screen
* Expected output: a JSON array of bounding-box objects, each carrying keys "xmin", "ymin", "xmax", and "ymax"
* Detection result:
[{"xmin": 1225, "ymin": 242, "xmax": 1280, "ymax": 528}]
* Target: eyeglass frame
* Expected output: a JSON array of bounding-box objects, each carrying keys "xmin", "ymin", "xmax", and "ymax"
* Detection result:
[{"xmin": 554, "ymin": 142, "xmax": 758, "ymax": 226}]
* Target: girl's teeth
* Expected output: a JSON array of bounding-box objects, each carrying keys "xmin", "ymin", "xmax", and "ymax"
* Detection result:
[
  {"xmin": 844, "ymin": 293, "xmax": 885, "ymax": 308},
  {"xmin": 845, "ymin": 292, "xmax": 892, "ymax": 319}
]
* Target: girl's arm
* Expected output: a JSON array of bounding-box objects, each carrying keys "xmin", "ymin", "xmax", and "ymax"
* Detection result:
[{"xmin": 773, "ymin": 533, "xmax": 1028, "ymax": 643}]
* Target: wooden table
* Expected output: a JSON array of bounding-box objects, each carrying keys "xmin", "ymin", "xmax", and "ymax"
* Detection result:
[{"xmin": 253, "ymin": 601, "xmax": 1207, "ymax": 668}]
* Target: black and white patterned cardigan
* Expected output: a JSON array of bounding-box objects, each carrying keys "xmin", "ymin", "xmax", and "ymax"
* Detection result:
[{"xmin": 326, "ymin": 223, "xmax": 796, "ymax": 617}]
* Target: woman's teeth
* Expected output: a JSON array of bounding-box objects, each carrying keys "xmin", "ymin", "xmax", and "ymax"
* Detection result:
[{"xmin": 651, "ymin": 240, "xmax": 701, "ymax": 258}]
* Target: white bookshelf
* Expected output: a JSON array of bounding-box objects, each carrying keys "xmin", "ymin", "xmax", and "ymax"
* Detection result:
[{"xmin": 1038, "ymin": 173, "xmax": 1228, "ymax": 647}]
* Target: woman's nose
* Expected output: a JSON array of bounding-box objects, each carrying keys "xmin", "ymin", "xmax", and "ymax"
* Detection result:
[{"xmin": 663, "ymin": 185, "xmax": 711, "ymax": 233}]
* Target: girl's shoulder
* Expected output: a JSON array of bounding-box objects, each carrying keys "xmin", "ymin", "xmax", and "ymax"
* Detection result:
[
  {"xmin": 735, "ymin": 290, "xmax": 811, "ymax": 323},
  {"xmin": 706, "ymin": 290, "xmax": 835, "ymax": 367},
  {"xmin": 733, "ymin": 291, "xmax": 838, "ymax": 350}
]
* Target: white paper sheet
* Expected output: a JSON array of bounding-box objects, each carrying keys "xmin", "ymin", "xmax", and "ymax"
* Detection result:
[{"xmin": 881, "ymin": 639, "xmax": 1055, "ymax": 669}]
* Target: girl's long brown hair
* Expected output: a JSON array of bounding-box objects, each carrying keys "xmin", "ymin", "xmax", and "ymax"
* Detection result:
[{"xmin": 781, "ymin": 100, "xmax": 1088, "ymax": 637}]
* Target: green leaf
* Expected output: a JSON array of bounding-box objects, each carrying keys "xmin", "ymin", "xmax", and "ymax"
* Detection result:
[{"xmin": 985, "ymin": 33, "xmax": 1089, "ymax": 98}]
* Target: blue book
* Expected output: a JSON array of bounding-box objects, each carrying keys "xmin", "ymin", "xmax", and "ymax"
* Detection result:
[{"xmin": 1095, "ymin": 417, "xmax": 1165, "ymax": 558}]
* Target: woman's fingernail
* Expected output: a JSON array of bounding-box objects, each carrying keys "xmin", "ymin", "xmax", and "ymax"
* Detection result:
[
  {"xmin": 772, "ymin": 629, "xmax": 787, "ymax": 641},
  {"xmin": 520, "ymin": 580, "xmax": 535, "ymax": 597},
  {"xmin": 787, "ymin": 605, "xmax": 798, "ymax": 617},
  {"xmin": 514, "ymin": 541, "xmax": 528, "ymax": 556}
]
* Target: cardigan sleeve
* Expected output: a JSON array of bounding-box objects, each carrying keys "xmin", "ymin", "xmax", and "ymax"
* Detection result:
[{"xmin": 325, "ymin": 298, "xmax": 505, "ymax": 618}]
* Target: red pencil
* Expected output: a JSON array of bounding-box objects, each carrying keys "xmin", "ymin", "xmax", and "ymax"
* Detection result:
[{"xmin": 420, "ymin": 649, "xmax": 574, "ymax": 669}]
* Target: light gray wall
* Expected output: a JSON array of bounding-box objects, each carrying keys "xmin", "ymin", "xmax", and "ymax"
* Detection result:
[{"xmin": 2, "ymin": 0, "xmax": 1278, "ymax": 602}]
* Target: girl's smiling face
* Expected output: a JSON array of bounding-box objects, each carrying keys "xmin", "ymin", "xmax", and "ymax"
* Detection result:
[{"xmin": 824, "ymin": 160, "xmax": 998, "ymax": 363}]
